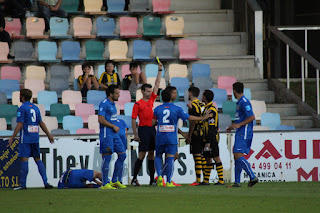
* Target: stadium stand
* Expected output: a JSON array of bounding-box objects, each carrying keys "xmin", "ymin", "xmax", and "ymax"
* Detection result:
[
  {"xmin": 143, "ymin": 15, "xmax": 162, "ymax": 37},
  {"xmin": 75, "ymin": 103, "xmax": 95, "ymax": 123},
  {"xmin": 0, "ymin": 66, "xmax": 21, "ymax": 81},
  {"xmin": 107, "ymin": 0, "xmax": 128, "ymax": 15},
  {"xmin": 4, "ymin": 17, "xmax": 24, "ymax": 39},
  {"xmin": 0, "ymin": 93, "xmax": 7, "ymax": 105},
  {"xmin": 130, "ymin": 0, "xmax": 150, "ymax": 13},
  {"xmin": 0, "ymin": 79, "xmax": 20, "ymax": 99},
  {"xmin": 63, "ymin": 115, "xmax": 84, "ymax": 134},
  {"xmin": 119, "ymin": 17, "xmax": 141, "ymax": 38},
  {"xmin": 156, "ymin": 39, "xmax": 176, "ymax": 60},
  {"xmin": 170, "ymin": 77, "xmax": 189, "ymax": 97},
  {"xmin": 261, "ymin": 112, "xmax": 281, "ymax": 130},
  {"xmin": 26, "ymin": 17, "xmax": 48, "ymax": 39},
  {"xmin": 37, "ymin": 41, "xmax": 60, "ymax": 62},
  {"xmin": 37, "ymin": 91, "xmax": 58, "ymax": 111},
  {"xmin": 62, "ymin": 90, "xmax": 82, "ymax": 111},
  {"xmin": 132, "ymin": 40, "xmax": 153, "ymax": 61},
  {"xmin": 96, "ymin": 17, "xmax": 118, "ymax": 38},
  {"xmin": 85, "ymin": 40, "xmax": 105, "ymax": 61},
  {"xmin": 179, "ymin": 39, "xmax": 200, "ymax": 61},
  {"xmin": 13, "ymin": 41, "xmax": 34, "ymax": 62},
  {"xmin": 50, "ymin": 103, "xmax": 71, "ymax": 124},
  {"xmin": 152, "ymin": 0, "xmax": 174, "ymax": 14},
  {"xmin": 49, "ymin": 17, "xmax": 72, "ymax": 38},
  {"xmin": 0, "ymin": 104, "xmax": 18, "ymax": 125},
  {"xmin": 73, "ymin": 17, "xmax": 95, "ymax": 38}
]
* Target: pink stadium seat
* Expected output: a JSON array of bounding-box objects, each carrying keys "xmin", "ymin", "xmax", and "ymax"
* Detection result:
[
  {"xmin": 1, "ymin": 66, "xmax": 21, "ymax": 80},
  {"xmin": 26, "ymin": 17, "xmax": 48, "ymax": 39},
  {"xmin": 217, "ymin": 76, "xmax": 237, "ymax": 96},
  {"xmin": 24, "ymin": 79, "xmax": 45, "ymax": 98},
  {"xmin": 121, "ymin": 64, "xmax": 141, "ymax": 78},
  {"xmin": 35, "ymin": 104, "xmax": 46, "ymax": 117},
  {"xmin": 119, "ymin": 17, "xmax": 142, "ymax": 38},
  {"xmin": 88, "ymin": 115, "xmax": 99, "ymax": 133},
  {"xmin": 76, "ymin": 128, "xmax": 96, "ymax": 134},
  {"xmin": 40, "ymin": 116, "xmax": 58, "ymax": 135},
  {"xmin": 73, "ymin": 17, "xmax": 96, "ymax": 38},
  {"xmin": 115, "ymin": 90, "xmax": 131, "ymax": 110},
  {"xmin": 0, "ymin": 42, "xmax": 11, "ymax": 63},
  {"xmin": 4, "ymin": 18, "xmax": 24, "ymax": 38},
  {"xmin": 75, "ymin": 103, "xmax": 95, "ymax": 123},
  {"xmin": 179, "ymin": 39, "xmax": 200, "ymax": 61},
  {"xmin": 212, "ymin": 102, "xmax": 218, "ymax": 109},
  {"xmin": 152, "ymin": 0, "xmax": 174, "ymax": 14},
  {"xmin": 0, "ymin": 118, "xmax": 7, "ymax": 130},
  {"xmin": 62, "ymin": 90, "xmax": 82, "ymax": 110}
]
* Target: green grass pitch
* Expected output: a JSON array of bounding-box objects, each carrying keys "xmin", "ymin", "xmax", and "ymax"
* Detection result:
[{"xmin": 1, "ymin": 182, "xmax": 319, "ymax": 213}]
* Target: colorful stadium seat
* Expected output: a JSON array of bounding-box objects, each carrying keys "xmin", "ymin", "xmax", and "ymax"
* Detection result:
[
  {"xmin": 84, "ymin": 0, "xmax": 105, "ymax": 14},
  {"xmin": 86, "ymin": 40, "xmax": 105, "ymax": 61},
  {"xmin": 168, "ymin": 64, "xmax": 188, "ymax": 78},
  {"xmin": 0, "ymin": 118, "xmax": 7, "ymax": 130},
  {"xmin": 120, "ymin": 64, "xmax": 140, "ymax": 78},
  {"xmin": 146, "ymin": 77, "xmax": 166, "ymax": 90},
  {"xmin": 108, "ymin": 40, "xmax": 131, "ymax": 61},
  {"xmin": 217, "ymin": 76, "xmax": 237, "ymax": 96},
  {"xmin": 51, "ymin": 129, "xmax": 70, "ymax": 135},
  {"xmin": 0, "ymin": 66, "xmax": 21, "ymax": 81},
  {"xmin": 0, "ymin": 79, "xmax": 20, "ymax": 99},
  {"xmin": 96, "ymin": 17, "xmax": 118, "ymax": 38},
  {"xmin": 61, "ymin": 41, "xmax": 82, "ymax": 62},
  {"xmin": 209, "ymin": 88, "xmax": 228, "ymax": 109},
  {"xmin": 219, "ymin": 114, "xmax": 232, "ymax": 131},
  {"xmin": 192, "ymin": 63, "xmax": 211, "ymax": 82},
  {"xmin": 35, "ymin": 104, "xmax": 46, "ymax": 117},
  {"xmin": 179, "ymin": 39, "xmax": 200, "ymax": 61},
  {"xmin": 145, "ymin": 64, "xmax": 165, "ymax": 78},
  {"xmin": 40, "ymin": 116, "xmax": 58, "ymax": 135},
  {"xmin": 250, "ymin": 100, "xmax": 267, "ymax": 121},
  {"xmin": 26, "ymin": 65, "xmax": 46, "ymax": 80},
  {"xmin": 0, "ymin": 93, "xmax": 7, "ymax": 105},
  {"xmin": 119, "ymin": 17, "xmax": 141, "ymax": 38},
  {"xmin": 194, "ymin": 77, "xmax": 214, "ymax": 91},
  {"xmin": 152, "ymin": 0, "xmax": 174, "ymax": 14},
  {"xmin": 115, "ymin": 90, "xmax": 131, "ymax": 110},
  {"xmin": 170, "ymin": 77, "xmax": 189, "ymax": 97},
  {"xmin": 73, "ymin": 17, "xmax": 95, "ymax": 38},
  {"xmin": 24, "ymin": 79, "xmax": 45, "ymax": 99},
  {"xmin": 4, "ymin": 17, "xmax": 24, "ymax": 38},
  {"xmin": 63, "ymin": 115, "xmax": 83, "ymax": 134},
  {"xmin": 124, "ymin": 102, "xmax": 135, "ymax": 116},
  {"xmin": 165, "ymin": 16, "xmax": 186, "ymax": 37},
  {"xmin": 62, "ymin": 90, "xmax": 82, "ymax": 111},
  {"xmin": 13, "ymin": 41, "xmax": 34, "ymax": 62},
  {"xmin": 276, "ymin": 125, "xmax": 295, "ymax": 130},
  {"xmin": 130, "ymin": 0, "xmax": 150, "ymax": 13},
  {"xmin": 156, "ymin": 39, "xmax": 176, "ymax": 60},
  {"xmin": 88, "ymin": 115, "xmax": 99, "ymax": 133},
  {"xmin": 222, "ymin": 101, "xmax": 237, "ymax": 121},
  {"xmin": 76, "ymin": 128, "xmax": 96, "ymax": 134},
  {"xmin": 0, "ymin": 42, "xmax": 11, "ymax": 63},
  {"xmin": 132, "ymin": 40, "xmax": 153, "ymax": 61},
  {"xmin": 75, "ymin": 103, "xmax": 95, "ymax": 123},
  {"xmin": 87, "ymin": 90, "xmax": 106, "ymax": 110},
  {"xmin": 50, "ymin": 17, "xmax": 72, "ymax": 38},
  {"xmin": 37, "ymin": 91, "xmax": 58, "ymax": 111},
  {"xmin": 26, "ymin": 17, "xmax": 48, "ymax": 39},
  {"xmin": 107, "ymin": 0, "xmax": 128, "ymax": 15},
  {"xmin": 38, "ymin": 41, "xmax": 60, "ymax": 62},
  {"xmin": 60, "ymin": 0, "xmax": 79, "ymax": 13},
  {"xmin": 261, "ymin": 113, "xmax": 281, "ymax": 130},
  {"xmin": 0, "ymin": 104, "xmax": 18, "ymax": 125},
  {"xmin": 232, "ymin": 88, "xmax": 252, "ymax": 102},
  {"xmin": 50, "ymin": 103, "xmax": 71, "ymax": 123},
  {"xmin": 143, "ymin": 15, "xmax": 162, "ymax": 37}
]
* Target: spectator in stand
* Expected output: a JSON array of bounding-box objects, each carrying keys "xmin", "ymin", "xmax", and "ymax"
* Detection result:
[
  {"xmin": 123, "ymin": 62, "xmax": 147, "ymax": 98},
  {"xmin": 99, "ymin": 60, "xmax": 121, "ymax": 90},
  {"xmin": 4, "ymin": 0, "xmax": 32, "ymax": 18},
  {"xmin": 37, "ymin": 0, "xmax": 68, "ymax": 32},
  {"xmin": 78, "ymin": 62, "xmax": 100, "ymax": 97},
  {"xmin": 0, "ymin": 13, "xmax": 12, "ymax": 54}
]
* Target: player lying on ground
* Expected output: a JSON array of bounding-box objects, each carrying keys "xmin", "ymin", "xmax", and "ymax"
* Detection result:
[{"xmin": 58, "ymin": 169, "xmax": 102, "ymax": 189}]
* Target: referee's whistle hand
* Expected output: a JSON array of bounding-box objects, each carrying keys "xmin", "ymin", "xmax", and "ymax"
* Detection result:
[{"xmin": 134, "ymin": 135, "xmax": 140, "ymax": 142}]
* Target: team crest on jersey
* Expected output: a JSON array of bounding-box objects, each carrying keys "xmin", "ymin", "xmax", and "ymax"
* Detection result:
[
  {"xmin": 208, "ymin": 118, "xmax": 215, "ymax": 123},
  {"xmin": 246, "ymin": 105, "xmax": 251, "ymax": 111},
  {"xmin": 17, "ymin": 112, "xmax": 21, "ymax": 117},
  {"xmin": 237, "ymin": 105, "xmax": 239, "ymax": 110},
  {"xmin": 100, "ymin": 107, "xmax": 103, "ymax": 111}
]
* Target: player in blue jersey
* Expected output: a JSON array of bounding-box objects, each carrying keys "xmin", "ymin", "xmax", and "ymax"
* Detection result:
[
  {"xmin": 227, "ymin": 82, "xmax": 258, "ymax": 187},
  {"xmin": 153, "ymin": 89, "xmax": 211, "ymax": 187},
  {"xmin": 58, "ymin": 169, "xmax": 102, "ymax": 189},
  {"xmin": 98, "ymin": 85, "xmax": 127, "ymax": 189},
  {"xmin": 7, "ymin": 89, "xmax": 54, "ymax": 190},
  {"xmin": 111, "ymin": 119, "xmax": 129, "ymax": 185}
]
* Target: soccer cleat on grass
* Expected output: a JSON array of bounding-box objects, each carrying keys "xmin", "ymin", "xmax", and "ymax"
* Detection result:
[
  {"xmin": 166, "ymin": 182, "xmax": 176, "ymax": 188},
  {"xmin": 157, "ymin": 176, "xmax": 163, "ymax": 187},
  {"xmin": 45, "ymin": 184, "xmax": 54, "ymax": 189},
  {"xmin": 248, "ymin": 177, "xmax": 259, "ymax": 187},
  {"xmin": 131, "ymin": 179, "xmax": 141, "ymax": 186},
  {"xmin": 189, "ymin": 181, "xmax": 199, "ymax": 186},
  {"xmin": 197, "ymin": 182, "xmax": 210, "ymax": 186},
  {"xmin": 101, "ymin": 183, "xmax": 116, "ymax": 189},
  {"xmin": 13, "ymin": 186, "xmax": 27, "ymax": 190},
  {"xmin": 155, "ymin": 176, "xmax": 166, "ymax": 187},
  {"xmin": 172, "ymin": 181, "xmax": 181, "ymax": 186},
  {"xmin": 214, "ymin": 182, "xmax": 225, "ymax": 186},
  {"xmin": 228, "ymin": 183, "xmax": 241, "ymax": 188},
  {"xmin": 150, "ymin": 179, "xmax": 157, "ymax": 186},
  {"xmin": 112, "ymin": 181, "xmax": 127, "ymax": 189}
]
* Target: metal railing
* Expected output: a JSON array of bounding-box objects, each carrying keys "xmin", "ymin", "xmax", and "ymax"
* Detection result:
[{"xmin": 269, "ymin": 26, "xmax": 320, "ymax": 114}]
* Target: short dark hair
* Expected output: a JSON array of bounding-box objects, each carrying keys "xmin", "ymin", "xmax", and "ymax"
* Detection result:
[
  {"xmin": 141, "ymin": 84, "xmax": 152, "ymax": 91},
  {"xmin": 20, "ymin": 89, "xmax": 32, "ymax": 101},
  {"xmin": 105, "ymin": 60, "xmax": 114, "ymax": 67},
  {"xmin": 82, "ymin": 62, "xmax": 91, "ymax": 70},
  {"xmin": 165, "ymin": 86, "xmax": 176, "ymax": 94},
  {"xmin": 203, "ymin": 90, "xmax": 214, "ymax": 102},
  {"xmin": 129, "ymin": 61, "xmax": 139, "ymax": 70},
  {"xmin": 161, "ymin": 89, "xmax": 171, "ymax": 103},
  {"xmin": 188, "ymin": 87, "xmax": 200, "ymax": 97},
  {"xmin": 233, "ymin": 82, "xmax": 244, "ymax": 94},
  {"xmin": 106, "ymin": 85, "xmax": 119, "ymax": 97}
]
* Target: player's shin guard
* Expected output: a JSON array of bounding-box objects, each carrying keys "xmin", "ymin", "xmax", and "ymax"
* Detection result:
[
  {"xmin": 101, "ymin": 155, "xmax": 111, "ymax": 185},
  {"xmin": 238, "ymin": 157, "xmax": 255, "ymax": 180},
  {"xmin": 148, "ymin": 159, "xmax": 155, "ymax": 182},
  {"xmin": 132, "ymin": 158, "xmax": 143, "ymax": 180},
  {"xmin": 215, "ymin": 162, "xmax": 224, "ymax": 184},
  {"xmin": 194, "ymin": 156, "xmax": 202, "ymax": 183},
  {"xmin": 165, "ymin": 157, "xmax": 175, "ymax": 183},
  {"xmin": 203, "ymin": 163, "xmax": 213, "ymax": 183},
  {"xmin": 36, "ymin": 160, "xmax": 48, "ymax": 185},
  {"xmin": 112, "ymin": 153, "xmax": 126, "ymax": 183},
  {"xmin": 234, "ymin": 158, "xmax": 242, "ymax": 183},
  {"xmin": 20, "ymin": 161, "xmax": 28, "ymax": 188},
  {"xmin": 155, "ymin": 155, "xmax": 163, "ymax": 177}
]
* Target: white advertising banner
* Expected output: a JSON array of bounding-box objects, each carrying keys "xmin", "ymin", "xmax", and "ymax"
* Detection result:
[{"xmin": 230, "ymin": 132, "xmax": 320, "ymax": 183}]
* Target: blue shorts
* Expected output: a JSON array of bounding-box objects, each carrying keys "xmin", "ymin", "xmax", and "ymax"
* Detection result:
[
  {"xmin": 18, "ymin": 143, "xmax": 40, "ymax": 158},
  {"xmin": 156, "ymin": 144, "xmax": 177, "ymax": 156},
  {"xmin": 119, "ymin": 134, "xmax": 127, "ymax": 150},
  {"xmin": 67, "ymin": 169, "xmax": 94, "ymax": 188},
  {"xmin": 233, "ymin": 136, "xmax": 253, "ymax": 154},
  {"xmin": 100, "ymin": 134, "xmax": 125, "ymax": 154}
]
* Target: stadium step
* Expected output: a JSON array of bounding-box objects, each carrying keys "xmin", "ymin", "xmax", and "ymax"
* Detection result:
[
  {"xmin": 210, "ymin": 67, "xmax": 261, "ymax": 81},
  {"xmin": 242, "ymin": 79, "xmax": 269, "ymax": 91},
  {"xmin": 188, "ymin": 33, "xmax": 247, "ymax": 45},
  {"xmin": 198, "ymin": 55, "xmax": 255, "ymax": 68},
  {"xmin": 266, "ymin": 104, "xmax": 299, "ymax": 116},
  {"xmin": 197, "ymin": 43, "xmax": 247, "ymax": 57},
  {"xmin": 171, "ymin": 0, "xmax": 221, "ymax": 11},
  {"xmin": 174, "ymin": 10, "xmax": 233, "ymax": 21},
  {"xmin": 251, "ymin": 91, "xmax": 275, "ymax": 103},
  {"xmin": 281, "ymin": 116, "xmax": 314, "ymax": 128}
]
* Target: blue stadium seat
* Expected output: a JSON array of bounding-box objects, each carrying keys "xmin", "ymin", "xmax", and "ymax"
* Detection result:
[
  {"xmin": 96, "ymin": 17, "xmax": 118, "ymax": 38},
  {"xmin": 261, "ymin": 113, "xmax": 281, "ymax": 130},
  {"xmin": 86, "ymin": 90, "xmax": 107, "ymax": 110},
  {"xmin": 219, "ymin": 114, "xmax": 232, "ymax": 131},
  {"xmin": 192, "ymin": 63, "xmax": 211, "ymax": 82},
  {"xmin": 61, "ymin": 41, "xmax": 82, "ymax": 62},
  {"xmin": 170, "ymin": 77, "xmax": 189, "ymax": 97},
  {"xmin": 209, "ymin": 88, "xmax": 227, "ymax": 109},
  {"xmin": 107, "ymin": 0, "xmax": 128, "ymax": 15},
  {"xmin": 174, "ymin": 102, "xmax": 188, "ymax": 113},
  {"xmin": 130, "ymin": 0, "xmax": 150, "ymax": 13},
  {"xmin": 38, "ymin": 41, "xmax": 60, "ymax": 62},
  {"xmin": 156, "ymin": 39, "xmax": 176, "ymax": 60},
  {"xmin": 132, "ymin": 40, "xmax": 154, "ymax": 61},
  {"xmin": 63, "ymin": 115, "xmax": 83, "ymax": 134},
  {"xmin": 232, "ymin": 88, "xmax": 252, "ymax": 102},
  {"xmin": 37, "ymin": 91, "xmax": 58, "ymax": 111},
  {"xmin": 0, "ymin": 92, "xmax": 7, "ymax": 105},
  {"xmin": 51, "ymin": 129, "xmax": 71, "ymax": 135},
  {"xmin": 276, "ymin": 125, "xmax": 295, "ymax": 131},
  {"xmin": 124, "ymin": 102, "xmax": 135, "ymax": 116},
  {"xmin": 145, "ymin": 64, "xmax": 165, "ymax": 78},
  {"xmin": 13, "ymin": 41, "xmax": 34, "ymax": 62},
  {"xmin": 50, "ymin": 17, "xmax": 72, "ymax": 38},
  {"xmin": 0, "ymin": 130, "xmax": 14, "ymax": 136},
  {"xmin": 194, "ymin": 77, "xmax": 214, "ymax": 91},
  {"xmin": 0, "ymin": 79, "xmax": 20, "ymax": 99},
  {"xmin": 50, "ymin": 65, "xmax": 70, "ymax": 78},
  {"xmin": 117, "ymin": 115, "xmax": 132, "ymax": 129}
]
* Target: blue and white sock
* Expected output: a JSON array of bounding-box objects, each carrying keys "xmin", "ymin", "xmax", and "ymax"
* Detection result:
[
  {"xmin": 238, "ymin": 156, "xmax": 256, "ymax": 180},
  {"xmin": 165, "ymin": 157, "xmax": 175, "ymax": 183},
  {"xmin": 155, "ymin": 155, "xmax": 163, "ymax": 177},
  {"xmin": 101, "ymin": 155, "xmax": 111, "ymax": 185},
  {"xmin": 36, "ymin": 160, "xmax": 48, "ymax": 185},
  {"xmin": 112, "ymin": 153, "xmax": 126, "ymax": 183},
  {"xmin": 20, "ymin": 161, "xmax": 28, "ymax": 188}
]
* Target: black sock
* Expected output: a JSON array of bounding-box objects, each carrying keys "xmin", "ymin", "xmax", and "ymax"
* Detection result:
[
  {"xmin": 133, "ymin": 158, "xmax": 143, "ymax": 180},
  {"xmin": 148, "ymin": 159, "xmax": 155, "ymax": 182}
]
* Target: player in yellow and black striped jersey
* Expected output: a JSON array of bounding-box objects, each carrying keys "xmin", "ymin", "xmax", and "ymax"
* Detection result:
[
  {"xmin": 201, "ymin": 90, "xmax": 224, "ymax": 185},
  {"xmin": 186, "ymin": 87, "xmax": 206, "ymax": 186}
]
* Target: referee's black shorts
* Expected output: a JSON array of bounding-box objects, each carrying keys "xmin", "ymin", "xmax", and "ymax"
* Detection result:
[
  {"xmin": 138, "ymin": 126, "xmax": 156, "ymax": 151},
  {"xmin": 190, "ymin": 134, "xmax": 203, "ymax": 154}
]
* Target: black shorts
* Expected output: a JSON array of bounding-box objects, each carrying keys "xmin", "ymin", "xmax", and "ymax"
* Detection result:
[
  {"xmin": 190, "ymin": 134, "xmax": 203, "ymax": 154},
  {"xmin": 138, "ymin": 126, "xmax": 156, "ymax": 151},
  {"xmin": 203, "ymin": 134, "xmax": 220, "ymax": 158}
]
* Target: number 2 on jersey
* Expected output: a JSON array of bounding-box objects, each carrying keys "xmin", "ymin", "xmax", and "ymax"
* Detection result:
[
  {"xmin": 30, "ymin": 109, "xmax": 36, "ymax": 122},
  {"xmin": 163, "ymin": 109, "xmax": 170, "ymax": 123}
]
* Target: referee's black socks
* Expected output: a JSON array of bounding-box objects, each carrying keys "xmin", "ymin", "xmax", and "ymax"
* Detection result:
[
  {"xmin": 148, "ymin": 159, "xmax": 155, "ymax": 182},
  {"xmin": 133, "ymin": 158, "xmax": 143, "ymax": 180}
]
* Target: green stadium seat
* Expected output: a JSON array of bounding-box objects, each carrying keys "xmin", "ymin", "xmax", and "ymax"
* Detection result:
[
  {"xmin": 50, "ymin": 103, "xmax": 71, "ymax": 124},
  {"xmin": 86, "ymin": 40, "xmax": 105, "ymax": 61},
  {"xmin": 0, "ymin": 104, "xmax": 18, "ymax": 125}
]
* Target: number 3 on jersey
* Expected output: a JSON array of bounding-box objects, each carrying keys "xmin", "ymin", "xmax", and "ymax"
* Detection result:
[
  {"xmin": 163, "ymin": 109, "xmax": 170, "ymax": 123},
  {"xmin": 30, "ymin": 109, "xmax": 36, "ymax": 122}
]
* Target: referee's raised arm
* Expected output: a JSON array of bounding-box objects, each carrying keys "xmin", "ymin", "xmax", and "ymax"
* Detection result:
[{"xmin": 153, "ymin": 62, "xmax": 163, "ymax": 95}]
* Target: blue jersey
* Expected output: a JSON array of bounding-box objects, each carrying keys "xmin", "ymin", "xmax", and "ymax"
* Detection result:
[
  {"xmin": 16, "ymin": 101, "xmax": 42, "ymax": 144},
  {"xmin": 153, "ymin": 103, "xmax": 189, "ymax": 145},
  {"xmin": 98, "ymin": 98, "xmax": 118, "ymax": 138},
  {"xmin": 115, "ymin": 119, "xmax": 128, "ymax": 146},
  {"xmin": 235, "ymin": 96, "xmax": 254, "ymax": 139}
]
